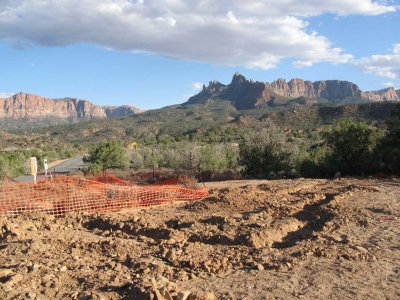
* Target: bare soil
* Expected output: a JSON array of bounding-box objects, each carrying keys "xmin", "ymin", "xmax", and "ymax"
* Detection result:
[{"xmin": 0, "ymin": 178, "xmax": 399, "ymax": 299}]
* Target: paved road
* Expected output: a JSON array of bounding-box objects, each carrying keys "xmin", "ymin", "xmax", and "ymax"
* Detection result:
[
  {"xmin": 14, "ymin": 155, "xmax": 86, "ymax": 183},
  {"xmin": 47, "ymin": 155, "xmax": 85, "ymax": 173}
]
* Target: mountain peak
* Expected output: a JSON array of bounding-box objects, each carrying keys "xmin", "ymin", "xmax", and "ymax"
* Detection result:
[
  {"xmin": 231, "ymin": 72, "xmax": 247, "ymax": 84},
  {"xmin": 364, "ymin": 86, "xmax": 399, "ymax": 101},
  {"xmin": 379, "ymin": 87, "xmax": 395, "ymax": 92},
  {"xmin": 7, "ymin": 91, "xmax": 28, "ymax": 99}
]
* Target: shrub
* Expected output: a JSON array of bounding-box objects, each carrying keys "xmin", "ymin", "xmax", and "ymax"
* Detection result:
[
  {"xmin": 239, "ymin": 126, "xmax": 292, "ymax": 178},
  {"xmin": 0, "ymin": 156, "xmax": 9, "ymax": 177},
  {"xmin": 0, "ymin": 152, "xmax": 27, "ymax": 178},
  {"xmin": 299, "ymin": 146, "xmax": 331, "ymax": 178},
  {"xmin": 129, "ymin": 149, "xmax": 145, "ymax": 170},
  {"xmin": 84, "ymin": 141, "xmax": 129, "ymax": 174},
  {"xmin": 377, "ymin": 104, "xmax": 400, "ymax": 174},
  {"xmin": 322, "ymin": 119, "xmax": 378, "ymax": 175}
]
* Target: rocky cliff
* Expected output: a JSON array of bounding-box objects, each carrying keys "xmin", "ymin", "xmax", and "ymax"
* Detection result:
[
  {"xmin": 363, "ymin": 87, "xmax": 400, "ymax": 101},
  {"xmin": 187, "ymin": 73, "xmax": 398, "ymax": 109},
  {"xmin": 103, "ymin": 105, "xmax": 143, "ymax": 118},
  {"xmin": 0, "ymin": 92, "xmax": 143, "ymax": 122}
]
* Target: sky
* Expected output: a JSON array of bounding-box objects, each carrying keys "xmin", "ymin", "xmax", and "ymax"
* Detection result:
[{"xmin": 0, "ymin": 0, "xmax": 399, "ymax": 109}]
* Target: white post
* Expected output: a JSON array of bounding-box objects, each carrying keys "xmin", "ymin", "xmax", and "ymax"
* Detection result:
[{"xmin": 44, "ymin": 159, "xmax": 48, "ymax": 178}]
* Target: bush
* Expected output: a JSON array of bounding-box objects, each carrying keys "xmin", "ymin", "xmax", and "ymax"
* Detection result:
[
  {"xmin": 377, "ymin": 104, "xmax": 400, "ymax": 174},
  {"xmin": 0, "ymin": 152, "xmax": 28, "ymax": 178},
  {"xmin": 84, "ymin": 141, "xmax": 129, "ymax": 174},
  {"xmin": 199, "ymin": 144, "xmax": 234, "ymax": 173},
  {"xmin": 322, "ymin": 119, "xmax": 378, "ymax": 175},
  {"xmin": 299, "ymin": 146, "xmax": 331, "ymax": 178},
  {"xmin": 129, "ymin": 149, "xmax": 145, "ymax": 170},
  {"xmin": 0, "ymin": 155, "xmax": 9, "ymax": 177},
  {"xmin": 239, "ymin": 126, "xmax": 293, "ymax": 178}
]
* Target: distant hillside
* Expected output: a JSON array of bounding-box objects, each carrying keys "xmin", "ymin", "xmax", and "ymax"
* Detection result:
[
  {"xmin": 258, "ymin": 102, "xmax": 399, "ymax": 129},
  {"xmin": 0, "ymin": 92, "xmax": 144, "ymax": 129},
  {"xmin": 11, "ymin": 101, "xmax": 398, "ymax": 150},
  {"xmin": 187, "ymin": 73, "xmax": 400, "ymax": 109}
]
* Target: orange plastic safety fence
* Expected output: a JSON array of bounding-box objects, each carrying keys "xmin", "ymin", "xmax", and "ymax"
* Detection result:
[
  {"xmin": 87, "ymin": 174, "xmax": 133, "ymax": 186},
  {"xmin": 152, "ymin": 178, "xmax": 180, "ymax": 185},
  {"xmin": 1, "ymin": 176, "xmax": 16, "ymax": 183},
  {"xmin": 0, "ymin": 176, "xmax": 208, "ymax": 217}
]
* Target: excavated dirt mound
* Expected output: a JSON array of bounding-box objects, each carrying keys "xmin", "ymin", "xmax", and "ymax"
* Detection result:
[{"xmin": 0, "ymin": 178, "xmax": 399, "ymax": 299}]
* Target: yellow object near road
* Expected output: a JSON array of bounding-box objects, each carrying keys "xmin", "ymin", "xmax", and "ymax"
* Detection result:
[
  {"xmin": 30, "ymin": 157, "xmax": 37, "ymax": 175},
  {"xmin": 127, "ymin": 142, "xmax": 137, "ymax": 150}
]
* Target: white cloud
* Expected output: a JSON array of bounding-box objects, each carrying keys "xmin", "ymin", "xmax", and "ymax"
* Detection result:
[
  {"xmin": 0, "ymin": 92, "xmax": 15, "ymax": 98},
  {"xmin": 0, "ymin": 0, "xmax": 396, "ymax": 69},
  {"xmin": 191, "ymin": 82, "xmax": 204, "ymax": 91},
  {"xmin": 355, "ymin": 43, "xmax": 400, "ymax": 79},
  {"xmin": 381, "ymin": 81, "xmax": 395, "ymax": 88}
]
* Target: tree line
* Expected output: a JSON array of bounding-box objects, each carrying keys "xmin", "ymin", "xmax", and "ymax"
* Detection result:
[
  {"xmin": 84, "ymin": 104, "xmax": 400, "ymax": 179},
  {"xmin": 2, "ymin": 104, "xmax": 399, "ymax": 180}
]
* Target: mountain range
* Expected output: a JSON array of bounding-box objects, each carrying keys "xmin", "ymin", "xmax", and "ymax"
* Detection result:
[
  {"xmin": 187, "ymin": 73, "xmax": 400, "ymax": 109},
  {"xmin": 0, "ymin": 92, "xmax": 143, "ymax": 122},
  {"xmin": 1, "ymin": 73, "xmax": 399, "ymax": 129}
]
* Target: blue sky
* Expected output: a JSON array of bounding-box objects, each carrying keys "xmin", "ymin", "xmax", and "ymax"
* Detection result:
[{"xmin": 0, "ymin": 0, "xmax": 399, "ymax": 109}]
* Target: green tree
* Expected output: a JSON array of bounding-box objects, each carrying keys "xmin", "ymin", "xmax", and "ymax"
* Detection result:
[
  {"xmin": 140, "ymin": 146, "xmax": 161, "ymax": 169},
  {"xmin": 223, "ymin": 144, "xmax": 239, "ymax": 170},
  {"xmin": 0, "ymin": 152, "xmax": 26, "ymax": 178},
  {"xmin": 299, "ymin": 146, "xmax": 331, "ymax": 178},
  {"xmin": 0, "ymin": 155, "xmax": 9, "ymax": 177},
  {"xmin": 323, "ymin": 119, "xmax": 377, "ymax": 175},
  {"xmin": 387, "ymin": 105, "xmax": 400, "ymax": 142},
  {"xmin": 239, "ymin": 126, "xmax": 292, "ymax": 178},
  {"xmin": 197, "ymin": 144, "xmax": 226, "ymax": 173},
  {"xmin": 84, "ymin": 141, "xmax": 129, "ymax": 174},
  {"xmin": 378, "ymin": 104, "xmax": 400, "ymax": 174},
  {"xmin": 129, "ymin": 149, "xmax": 145, "ymax": 170}
]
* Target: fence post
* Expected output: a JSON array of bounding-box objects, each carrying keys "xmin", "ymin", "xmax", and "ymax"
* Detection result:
[{"xmin": 66, "ymin": 172, "xmax": 70, "ymax": 214}]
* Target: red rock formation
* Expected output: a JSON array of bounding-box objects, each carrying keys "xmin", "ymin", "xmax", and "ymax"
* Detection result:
[
  {"xmin": 187, "ymin": 73, "xmax": 371, "ymax": 109},
  {"xmin": 0, "ymin": 92, "xmax": 142, "ymax": 121},
  {"xmin": 363, "ymin": 87, "xmax": 399, "ymax": 101}
]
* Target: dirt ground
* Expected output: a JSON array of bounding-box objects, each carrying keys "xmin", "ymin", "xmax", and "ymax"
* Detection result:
[{"xmin": 0, "ymin": 178, "xmax": 399, "ymax": 299}]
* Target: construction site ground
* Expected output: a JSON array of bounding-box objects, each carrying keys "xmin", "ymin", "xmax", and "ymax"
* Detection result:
[{"xmin": 0, "ymin": 178, "xmax": 399, "ymax": 299}]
